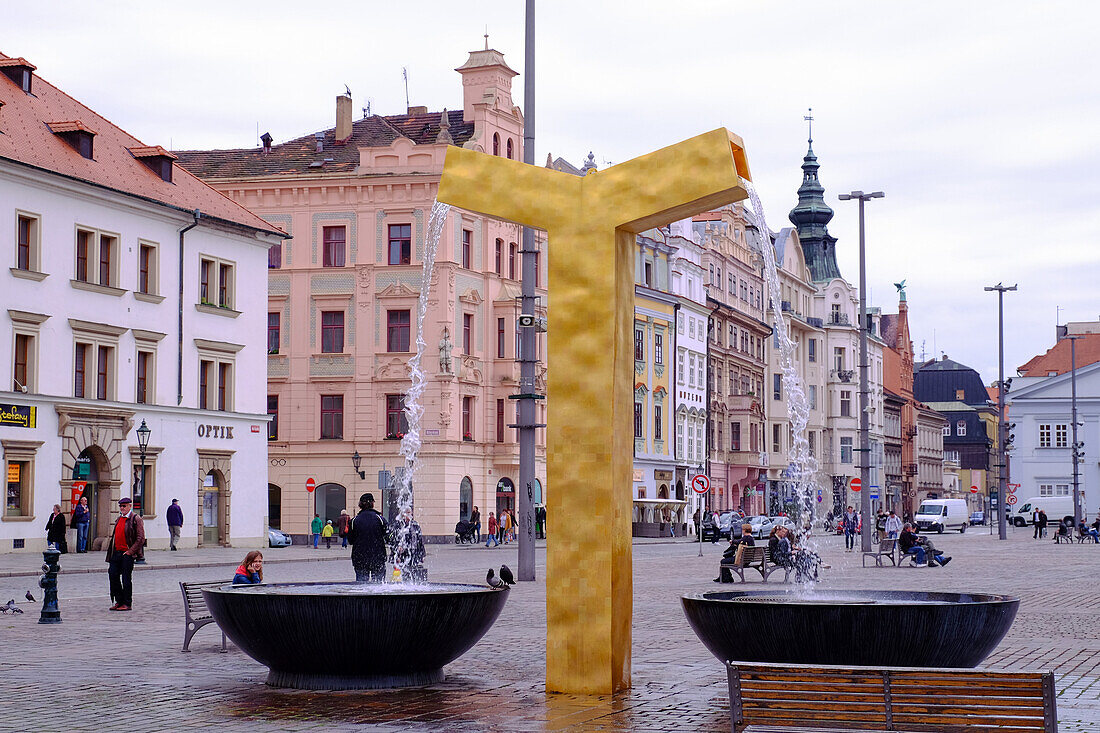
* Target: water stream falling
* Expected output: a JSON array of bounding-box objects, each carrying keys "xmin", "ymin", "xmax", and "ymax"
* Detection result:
[
  {"xmin": 743, "ymin": 183, "xmax": 821, "ymax": 586},
  {"xmin": 392, "ymin": 201, "xmax": 451, "ymax": 578}
]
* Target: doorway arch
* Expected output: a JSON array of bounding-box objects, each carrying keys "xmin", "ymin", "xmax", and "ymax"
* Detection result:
[
  {"xmin": 533, "ymin": 478, "xmax": 543, "ymax": 505},
  {"xmin": 496, "ymin": 477, "xmax": 515, "ymax": 516},
  {"xmin": 317, "ymin": 482, "xmax": 347, "ymax": 528},
  {"xmin": 202, "ymin": 469, "xmax": 225, "ymax": 546},
  {"xmin": 459, "ymin": 477, "xmax": 473, "ymax": 522},
  {"xmin": 268, "ymin": 483, "xmax": 282, "ymax": 529}
]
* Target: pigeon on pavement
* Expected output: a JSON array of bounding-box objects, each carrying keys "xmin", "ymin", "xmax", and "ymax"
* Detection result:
[
  {"xmin": 25, "ymin": 591, "xmax": 34, "ymax": 602},
  {"xmin": 499, "ymin": 564, "xmax": 516, "ymax": 586},
  {"xmin": 2, "ymin": 599, "xmax": 23, "ymax": 614},
  {"xmin": 486, "ymin": 568, "xmax": 505, "ymax": 589}
]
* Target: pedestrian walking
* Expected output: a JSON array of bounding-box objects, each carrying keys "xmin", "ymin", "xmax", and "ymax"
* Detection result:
[
  {"xmin": 485, "ymin": 512, "xmax": 499, "ymax": 547},
  {"xmin": 106, "ymin": 497, "xmax": 145, "ymax": 611},
  {"xmin": 166, "ymin": 498, "xmax": 183, "ymax": 551},
  {"xmin": 232, "ymin": 551, "xmax": 263, "ymax": 584},
  {"xmin": 336, "ymin": 509, "xmax": 351, "ymax": 548},
  {"xmin": 1032, "ymin": 508, "xmax": 1041, "ymax": 539},
  {"xmin": 311, "ymin": 513, "xmax": 322, "ymax": 549},
  {"xmin": 322, "ymin": 520, "xmax": 335, "ymax": 549},
  {"xmin": 348, "ymin": 493, "xmax": 387, "ymax": 582},
  {"xmin": 470, "ymin": 506, "xmax": 481, "ymax": 543},
  {"xmin": 72, "ymin": 495, "xmax": 90, "ymax": 553},
  {"xmin": 842, "ymin": 506, "xmax": 859, "ymax": 552},
  {"xmin": 884, "ymin": 510, "xmax": 902, "ymax": 540},
  {"xmin": 501, "ymin": 510, "xmax": 512, "ymax": 544},
  {"xmin": 45, "ymin": 504, "xmax": 67, "ymax": 553}
]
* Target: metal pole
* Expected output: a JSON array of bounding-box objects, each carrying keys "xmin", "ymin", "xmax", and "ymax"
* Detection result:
[
  {"xmin": 856, "ymin": 197, "xmax": 872, "ymax": 553},
  {"xmin": 985, "ymin": 283, "xmax": 1015, "ymax": 539},
  {"xmin": 516, "ymin": 0, "xmax": 537, "ymax": 582},
  {"xmin": 1070, "ymin": 336, "xmax": 1081, "ymax": 527}
]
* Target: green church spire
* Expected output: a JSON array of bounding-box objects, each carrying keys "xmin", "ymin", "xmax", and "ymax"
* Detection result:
[{"xmin": 789, "ymin": 109, "xmax": 842, "ymax": 282}]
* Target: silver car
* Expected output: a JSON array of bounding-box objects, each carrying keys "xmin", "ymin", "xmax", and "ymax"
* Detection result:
[
  {"xmin": 747, "ymin": 515, "xmax": 771, "ymax": 538},
  {"xmin": 268, "ymin": 527, "xmax": 292, "ymax": 548},
  {"xmin": 756, "ymin": 516, "xmax": 798, "ymax": 539}
]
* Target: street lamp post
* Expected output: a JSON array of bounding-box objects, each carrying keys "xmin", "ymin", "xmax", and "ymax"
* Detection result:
[
  {"xmin": 984, "ymin": 283, "xmax": 1016, "ymax": 540},
  {"xmin": 352, "ymin": 450, "xmax": 365, "ymax": 481},
  {"xmin": 135, "ymin": 419, "xmax": 150, "ymax": 564},
  {"xmin": 838, "ymin": 190, "xmax": 884, "ymax": 553},
  {"xmin": 1068, "ymin": 335, "xmax": 1082, "ymax": 527}
]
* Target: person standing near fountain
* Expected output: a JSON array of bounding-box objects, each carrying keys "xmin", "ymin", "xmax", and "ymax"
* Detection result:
[
  {"xmin": 348, "ymin": 493, "xmax": 387, "ymax": 582},
  {"xmin": 842, "ymin": 506, "xmax": 859, "ymax": 552}
]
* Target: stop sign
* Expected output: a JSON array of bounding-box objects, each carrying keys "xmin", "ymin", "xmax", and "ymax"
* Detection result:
[
  {"xmin": 970, "ymin": 485, "xmax": 979, "ymax": 493},
  {"xmin": 850, "ymin": 478, "xmax": 862, "ymax": 492},
  {"xmin": 306, "ymin": 477, "xmax": 316, "ymax": 493}
]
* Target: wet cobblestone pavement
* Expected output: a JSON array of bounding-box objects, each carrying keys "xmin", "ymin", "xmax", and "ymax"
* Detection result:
[{"xmin": 0, "ymin": 527, "xmax": 1097, "ymax": 731}]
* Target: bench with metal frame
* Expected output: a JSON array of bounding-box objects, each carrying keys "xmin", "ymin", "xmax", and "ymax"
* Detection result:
[
  {"xmin": 180, "ymin": 581, "xmax": 227, "ymax": 653},
  {"xmin": 717, "ymin": 546, "xmax": 792, "ymax": 584},
  {"xmin": 725, "ymin": 661, "xmax": 1057, "ymax": 733},
  {"xmin": 862, "ymin": 538, "xmax": 898, "ymax": 567}
]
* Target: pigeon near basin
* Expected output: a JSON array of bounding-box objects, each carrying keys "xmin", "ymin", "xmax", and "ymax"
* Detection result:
[
  {"xmin": 25, "ymin": 591, "xmax": 34, "ymax": 602},
  {"xmin": 486, "ymin": 568, "xmax": 505, "ymax": 589},
  {"xmin": 498, "ymin": 565, "xmax": 515, "ymax": 586}
]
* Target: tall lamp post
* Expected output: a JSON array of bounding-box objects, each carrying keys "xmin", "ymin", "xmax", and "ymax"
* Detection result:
[
  {"xmin": 838, "ymin": 190, "xmax": 884, "ymax": 553},
  {"xmin": 135, "ymin": 419, "xmax": 150, "ymax": 564},
  {"xmin": 1068, "ymin": 335, "xmax": 1082, "ymax": 527},
  {"xmin": 984, "ymin": 283, "xmax": 1016, "ymax": 540}
]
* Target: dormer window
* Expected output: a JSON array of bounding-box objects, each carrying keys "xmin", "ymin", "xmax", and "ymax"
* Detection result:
[
  {"xmin": 47, "ymin": 121, "xmax": 95, "ymax": 160},
  {"xmin": 0, "ymin": 57, "xmax": 35, "ymax": 93},
  {"xmin": 129, "ymin": 145, "xmax": 176, "ymax": 183}
]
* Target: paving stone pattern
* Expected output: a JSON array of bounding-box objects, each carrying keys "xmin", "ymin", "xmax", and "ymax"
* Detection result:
[{"xmin": 0, "ymin": 527, "xmax": 1096, "ymax": 732}]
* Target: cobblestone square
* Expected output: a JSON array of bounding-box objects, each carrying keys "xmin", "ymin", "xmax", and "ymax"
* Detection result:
[{"xmin": 0, "ymin": 527, "xmax": 1097, "ymax": 732}]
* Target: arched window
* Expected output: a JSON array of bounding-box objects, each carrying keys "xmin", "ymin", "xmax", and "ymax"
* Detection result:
[
  {"xmin": 459, "ymin": 477, "xmax": 473, "ymax": 521},
  {"xmin": 506, "ymin": 138, "xmax": 514, "ymax": 159},
  {"xmin": 493, "ymin": 133, "xmax": 500, "ymax": 156}
]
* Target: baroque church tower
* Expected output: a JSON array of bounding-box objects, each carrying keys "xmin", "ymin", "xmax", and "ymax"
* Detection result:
[{"xmin": 788, "ymin": 118, "xmax": 842, "ymax": 282}]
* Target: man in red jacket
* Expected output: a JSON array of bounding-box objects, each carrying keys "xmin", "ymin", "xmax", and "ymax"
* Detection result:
[{"xmin": 105, "ymin": 497, "xmax": 145, "ymax": 611}]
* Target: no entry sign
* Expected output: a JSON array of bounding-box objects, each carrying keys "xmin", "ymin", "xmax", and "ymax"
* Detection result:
[
  {"xmin": 306, "ymin": 477, "xmax": 316, "ymax": 493},
  {"xmin": 850, "ymin": 478, "xmax": 862, "ymax": 492},
  {"xmin": 970, "ymin": 485, "xmax": 979, "ymax": 493},
  {"xmin": 691, "ymin": 475, "xmax": 710, "ymax": 494}
]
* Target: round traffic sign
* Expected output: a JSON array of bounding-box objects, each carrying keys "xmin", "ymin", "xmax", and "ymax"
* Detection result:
[
  {"xmin": 1007, "ymin": 495, "xmax": 1018, "ymax": 506},
  {"xmin": 850, "ymin": 478, "xmax": 862, "ymax": 492},
  {"xmin": 691, "ymin": 475, "xmax": 710, "ymax": 494},
  {"xmin": 970, "ymin": 485, "xmax": 979, "ymax": 494},
  {"xmin": 306, "ymin": 477, "xmax": 316, "ymax": 493}
]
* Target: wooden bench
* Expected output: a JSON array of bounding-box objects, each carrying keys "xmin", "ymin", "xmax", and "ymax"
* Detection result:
[
  {"xmin": 862, "ymin": 538, "xmax": 898, "ymax": 567},
  {"xmin": 725, "ymin": 661, "xmax": 1057, "ymax": 732},
  {"xmin": 719, "ymin": 546, "xmax": 768, "ymax": 583},
  {"xmin": 180, "ymin": 581, "xmax": 227, "ymax": 653}
]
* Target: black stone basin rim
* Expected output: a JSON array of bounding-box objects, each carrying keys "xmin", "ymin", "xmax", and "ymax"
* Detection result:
[
  {"xmin": 204, "ymin": 582, "xmax": 501, "ymax": 595},
  {"xmin": 683, "ymin": 591, "xmax": 1020, "ymax": 606},
  {"xmin": 724, "ymin": 660, "xmax": 1053, "ymax": 675}
]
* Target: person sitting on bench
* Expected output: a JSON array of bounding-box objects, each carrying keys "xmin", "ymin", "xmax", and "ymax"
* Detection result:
[
  {"xmin": 1054, "ymin": 518, "xmax": 1073, "ymax": 543},
  {"xmin": 713, "ymin": 524, "xmax": 756, "ymax": 582},
  {"xmin": 899, "ymin": 523, "xmax": 950, "ymax": 567}
]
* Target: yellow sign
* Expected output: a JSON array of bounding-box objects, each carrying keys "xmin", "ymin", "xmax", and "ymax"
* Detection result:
[
  {"xmin": 438, "ymin": 128, "xmax": 751, "ymax": 695},
  {"xmin": 0, "ymin": 403, "xmax": 36, "ymax": 428},
  {"xmin": 6, "ymin": 463, "xmax": 20, "ymax": 483}
]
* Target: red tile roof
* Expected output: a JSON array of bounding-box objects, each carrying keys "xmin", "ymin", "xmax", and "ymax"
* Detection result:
[
  {"xmin": 0, "ymin": 51, "xmax": 282, "ymax": 237},
  {"xmin": 175, "ymin": 109, "xmax": 474, "ymax": 179},
  {"xmin": 1017, "ymin": 333, "xmax": 1100, "ymax": 376}
]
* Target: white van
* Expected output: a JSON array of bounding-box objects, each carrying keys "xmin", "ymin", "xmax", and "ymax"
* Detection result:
[
  {"xmin": 1012, "ymin": 496, "xmax": 1075, "ymax": 527},
  {"xmin": 914, "ymin": 499, "xmax": 968, "ymax": 533}
]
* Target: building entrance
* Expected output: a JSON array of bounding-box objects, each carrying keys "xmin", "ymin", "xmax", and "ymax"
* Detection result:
[{"xmin": 202, "ymin": 471, "xmax": 221, "ymax": 545}]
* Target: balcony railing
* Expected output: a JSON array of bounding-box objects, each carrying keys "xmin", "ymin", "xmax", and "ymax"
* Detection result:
[
  {"xmin": 828, "ymin": 313, "xmax": 851, "ymax": 326},
  {"xmin": 831, "ymin": 369, "xmax": 855, "ymax": 383}
]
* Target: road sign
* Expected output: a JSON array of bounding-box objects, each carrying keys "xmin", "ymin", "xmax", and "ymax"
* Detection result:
[
  {"xmin": 306, "ymin": 477, "xmax": 316, "ymax": 493},
  {"xmin": 816, "ymin": 495, "xmax": 823, "ymax": 503},
  {"xmin": 691, "ymin": 475, "xmax": 710, "ymax": 495},
  {"xmin": 1006, "ymin": 484, "xmax": 1018, "ymax": 495},
  {"xmin": 1007, "ymin": 495, "xmax": 1018, "ymax": 506},
  {"xmin": 850, "ymin": 478, "xmax": 862, "ymax": 492},
  {"xmin": 970, "ymin": 485, "xmax": 979, "ymax": 493}
]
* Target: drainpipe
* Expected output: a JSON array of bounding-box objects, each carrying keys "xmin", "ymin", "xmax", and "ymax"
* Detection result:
[{"xmin": 178, "ymin": 210, "xmax": 201, "ymax": 405}]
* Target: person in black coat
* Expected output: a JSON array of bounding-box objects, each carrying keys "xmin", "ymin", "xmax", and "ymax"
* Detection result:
[
  {"xmin": 45, "ymin": 504, "xmax": 67, "ymax": 553},
  {"xmin": 348, "ymin": 493, "xmax": 387, "ymax": 582}
]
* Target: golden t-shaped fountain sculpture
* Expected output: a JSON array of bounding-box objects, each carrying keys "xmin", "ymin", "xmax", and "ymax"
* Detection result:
[{"xmin": 437, "ymin": 128, "xmax": 752, "ymax": 695}]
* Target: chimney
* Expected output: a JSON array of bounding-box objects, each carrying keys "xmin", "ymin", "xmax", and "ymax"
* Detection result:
[
  {"xmin": 315, "ymin": 132, "xmax": 324, "ymax": 153},
  {"xmin": 260, "ymin": 132, "xmax": 273, "ymax": 155},
  {"xmin": 336, "ymin": 94, "xmax": 352, "ymax": 143},
  {"xmin": 407, "ymin": 105, "xmax": 428, "ymax": 115}
]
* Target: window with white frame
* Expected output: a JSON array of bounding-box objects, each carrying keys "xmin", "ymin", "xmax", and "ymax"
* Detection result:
[
  {"xmin": 678, "ymin": 351, "xmax": 685, "ymax": 385},
  {"xmin": 15, "ymin": 211, "xmax": 43, "ymax": 273},
  {"xmin": 1054, "ymin": 424, "xmax": 1068, "ymax": 448},
  {"xmin": 195, "ymin": 339, "xmax": 241, "ymax": 411},
  {"xmin": 840, "ymin": 437, "xmax": 853, "ymax": 464},
  {"xmin": 199, "ymin": 256, "xmax": 236, "ymax": 309},
  {"xmin": 70, "ymin": 319, "xmax": 124, "ymax": 400},
  {"xmin": 808, "ymin": 384, "xmax": 817, "ymax": 411},
  {"xmin": 3, "ymin": 438, "xmax": 42, "ymax": 517},
  {"xmin": 10, "ymin": 310, "xmax": 47, "ymax": 393},
  {"xmin": 654, "ymin": 333, "xmax": 663, "ymax": 365},
  {"xmin": 1038, "ymin": 424, "xmax": 1051, "ymax": 447},
  {"xmin": 956, "ymin": 420, "xmax": 966, "ymax": 437},
  {"xmin": 133, "ymin": 330, "xmax": 162, "ymax": 405},
  {"xmin": 677, "ymin": 420, "xmax": 684, "ymax": 457},
  {"xmin": 943, "ymin": 424, "xmax": 951, "ymax": 436},
  {"xmin": 137, "ymin": 240, "xmax": 159, "ymax": 296},
  {"xmin": 74, "ymin": 226, "xmax": 120, "ymax": 289}
]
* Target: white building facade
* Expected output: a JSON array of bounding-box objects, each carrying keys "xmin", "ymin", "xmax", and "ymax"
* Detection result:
[{"xmin": 1, "ymin": 54, "xmax": 283, "ymax": 553}]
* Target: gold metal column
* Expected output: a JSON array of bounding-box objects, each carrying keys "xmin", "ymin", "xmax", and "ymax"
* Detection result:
[{"xmin": 437, "ymin": 128, "xmax": 752, "ymax": 694}]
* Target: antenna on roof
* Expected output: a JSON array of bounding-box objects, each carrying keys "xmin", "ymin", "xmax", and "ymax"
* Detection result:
[
  {"xmin": 402, "ymin": 67, "xmax": 410, "ymax": 108},
  {"xmin": 344, "ymin": 84, "xmax": 351, "ymax": 98},
  {"xmin": 363, "ymin": 99, "xmax": 372, "ymax": 118}
]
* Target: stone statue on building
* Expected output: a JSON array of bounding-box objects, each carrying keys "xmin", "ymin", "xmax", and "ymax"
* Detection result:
[
  {"xmin": 894, "ymin": 279, "xmax": 907, "ymax": 301},
  {"xmin": 439, "ymin": 327, "xmax": 453, "ymax": 374}
]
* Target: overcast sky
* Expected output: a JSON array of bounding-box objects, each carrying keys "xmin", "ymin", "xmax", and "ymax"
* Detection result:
[{"xmin": 5, "ymin": 1, "xmax": 1097, "ymax": 383}]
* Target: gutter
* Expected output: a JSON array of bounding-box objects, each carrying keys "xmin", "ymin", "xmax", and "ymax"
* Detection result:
[{"xmin": 177, "ymin": 210, "xmax": 201, "ymax": 405}]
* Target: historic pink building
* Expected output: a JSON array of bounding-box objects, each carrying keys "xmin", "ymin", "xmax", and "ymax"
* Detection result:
[{"xmin": 178, "ymin": 47, "xmax": 547, "ymax": 539}]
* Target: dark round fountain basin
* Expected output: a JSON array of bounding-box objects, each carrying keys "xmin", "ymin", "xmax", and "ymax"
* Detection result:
[
  {"xmin": 682, "ymin": 589, "xmax": 1018, "ymax": 668},
  {"xmin": 203, "ymin": 582, "xmax": 509, "ymax": 689}
]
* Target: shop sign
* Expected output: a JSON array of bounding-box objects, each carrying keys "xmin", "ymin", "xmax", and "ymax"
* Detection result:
[
  {"xmin": 496, "ymin": 478, "xmax": 515, "ymax": 494},
  {"xmin": 197, "ymin": 424, "xmax": 234, "ymax": 439},
  {"xmin": 6, "ymin": 463, "xmax": 19, "ymax": 483},
  {"xmin": 0, "ymin": 403, "xmax": 36, "ymax": 428}
]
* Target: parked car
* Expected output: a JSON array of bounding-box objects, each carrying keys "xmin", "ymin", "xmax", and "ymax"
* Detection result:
[
  {"xmin": 268, "ymin": 527, "xmax": 292, "ymax": 548},
  {"xmin": 700, "ymin": 513, "xmax": 721, "ymax": 542},
  {"xmin": 969, "ymin": 511, "xmax": 985, "ymax": 526},
  {"xmin": 760, "ymin": 516, "xmax": 798, "ymax": 538},
  {"xmin": 718, "ymin": 511, "xmax": 745, "ymax": 539},
  {"xmin": 915, "ymin": 499, "xmax": 968, "ymax": 533},
  {"xmin": 746, "ymin": 515, "xmax": 771, "ymax": 539}
]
